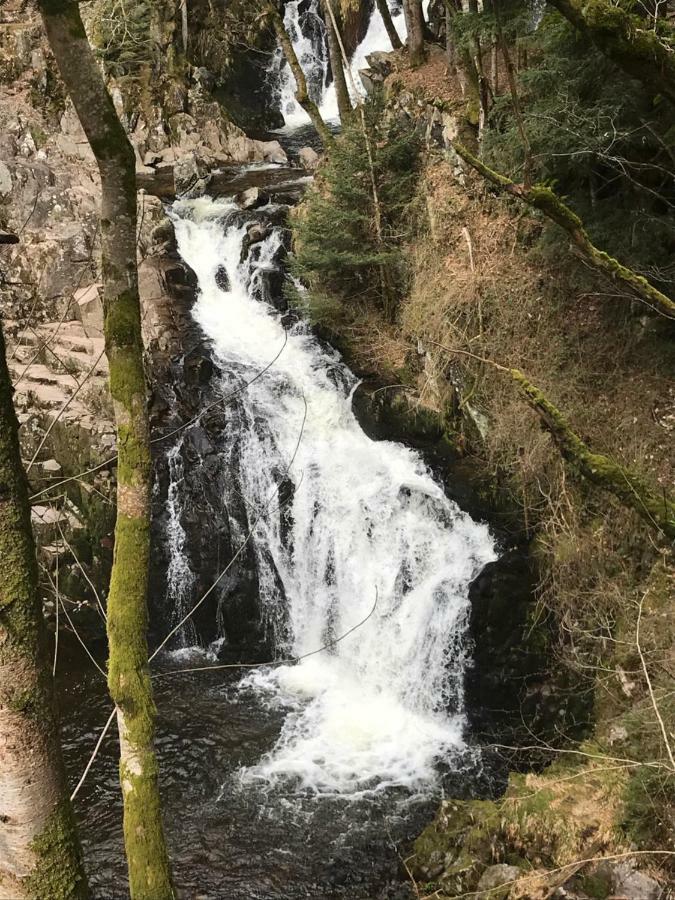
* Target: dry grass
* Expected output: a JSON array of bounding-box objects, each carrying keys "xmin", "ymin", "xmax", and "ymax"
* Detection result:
[{"xmin": 337, "ymin": 151, "xmax": 674, "ymax": 798}]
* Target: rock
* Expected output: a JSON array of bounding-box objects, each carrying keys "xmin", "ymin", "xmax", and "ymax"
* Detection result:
[
  {"xmin": 174, "ymin": 151, "xmax": 212, "ymax": 198},
  {"xmin": 143, "ymin": 149, "xmax": 163, "ymax": 166},
  {"xmin": 359, "ymin": 67, "xmax": 384, "ymax": 95},
  {"xmin": 607, "ymin": 724, "xmax": 628, "ymax": 744},
  {"xmin": 235, "ymin": 187, "xmax": 261, "ymax": 209},
  {"xmin": 215, "ymin": 266, "xmax": 230, "ymax": 292},
  {"xmin": 477, "ymin": 864, "xmax": 521, "ymax": 896},
  {"xmin": 297, "ymin": 146, "xmax": 320, "ymax": 171},
  {"xmin": 0, "ymin": 160, "xmax": 12, "ymax": 197},
  {"xmin": 261, "ymin": 140, "xmax": 288, "ymax": 165},
  {"xmin": 150, "ymin": 219, "xmax": 176, "ymax": 252},
  {"xmin": 168, "ymin": 112, "xmax": 200, "ymax": 152},
  {"xmin": 74, "ymin": 283, "xmax": 104, "ymax": 338},
  {"xmin": 600, "ymin": 860, "xmax": 663, "ymax": 900},
  {"xmin": 241, "ymin": 223, "xmax": 271, "ymax": 261},
  {"xmin": 193, "ymin": 67, "xmax": 216, "ymax": 93},
  {"xmin": 366, "ymin": 51, "xmax": 393, "ymax": 78},
  {"xmin": 247, "ymin": 223, "xmax": 269, "ymax": 245},
  {"xmin": 41, "ymin": 458, "xmax": 62, "ymax": 474}
]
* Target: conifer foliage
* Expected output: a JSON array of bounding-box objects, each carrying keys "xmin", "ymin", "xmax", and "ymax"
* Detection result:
[{"xmin": 292, "ymin": 96, "xmax": 421, "ymax": 320}]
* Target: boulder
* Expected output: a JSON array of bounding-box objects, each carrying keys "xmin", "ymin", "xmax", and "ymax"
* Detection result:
[
  {"xmin": 241, "ymin": 223, "xmax": 271, "ymax": 261},
  {"xmin": 0, "ymin": 160, "xmax": 12, "ymax": 197},
  {"xmin": 477, "ymin": 865, "xmax": 521, "ymax": 897},
  {"xmin": 74, "ymin": 283, "xmax": 104, "ymax": 338},
  {"xmin": 41, "ymin": 459, "xmax": 62, "ymax": 474},
  {"xmin": 236, "ymin": 187, "xmax": 271, "ymax": 210},
  {"xmin": 174, "ymin": 151, "xmax": 212, "ymax": 198},
  {"xmin": 297, "ymin": 146, "xmax": 320, "ymax": 171},
  {"xmin": 600, "ymin": 860, "xmax": 663, "ymax": 900},
  {"xmin": 215, "ymin": 266, "xmax": 230, "ymax": 292},
  {"xmin": 261, "ymin": 140, "xmax": 288, "ymax": 165},
  {"xmin": 359, "ymin": 67, "xmax": 384, "ymax": 95},
  {"xmin": 366, "ymin": 51, "xmax": 393, "ymax": 78}
]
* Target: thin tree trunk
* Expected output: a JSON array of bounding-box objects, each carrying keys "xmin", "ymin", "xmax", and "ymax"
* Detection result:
[
  {"xmin": 321, "ymin": 0, "xmax": 352, "ymax": 121},
  {"xmin": 267, "ymin": 3, "xmax": 334, "ymax": 146},
  {"xmin": 404, "ymin": 0, "xmax": 426, "ymax": 67},
  {"xmin": 490, "ymin": 32, "xmax": 498, "ymax": 94},
  {"xmin": 36, "ymin": 3, "xmax": 175, "ymax": 897},
  {"xmin": 0, "ymin": 324, "xmax": 88, "ymax": 900},
  {"xmin": 453, "ymin": 142, "xmax": 675, "ymax": 320},
  {"xmin": 376, "ymin": 0, "xmax": 403, "ymax": 50},
  {"xmin": 441, "ymin": 0, "xmax": 481, "ymax": 136},
  {"xmin": 494, "ymin": 0, "xmax": 531, "ymax": 182}
]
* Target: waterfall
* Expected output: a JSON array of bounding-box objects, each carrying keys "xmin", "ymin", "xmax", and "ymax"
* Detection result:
[
  {"xmin": 270, "ymin": 0, "xmax": 411, "ymax": 127},
  {"xmin": 165, "ymin": 438, "xmax": 198, "ymax": 647},
  {"xmin": 170, "ymin": 196, "xmax": 496, "ymax": 796}
]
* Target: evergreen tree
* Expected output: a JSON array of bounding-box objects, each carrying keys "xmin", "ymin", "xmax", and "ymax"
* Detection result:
[{"xmin": 293, "ymin": 96, "xmax": 421, "ymax": 320}]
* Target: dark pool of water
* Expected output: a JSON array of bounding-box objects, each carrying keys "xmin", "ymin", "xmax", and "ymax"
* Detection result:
[{"xmin": 58, "ymin": 638, "xmax": 440, "ymax": 899}]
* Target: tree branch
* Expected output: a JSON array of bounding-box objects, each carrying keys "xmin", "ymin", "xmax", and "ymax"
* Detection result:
[{"xmin": 453, "ymin": 142, "xmax": 675, "ymax": 320}]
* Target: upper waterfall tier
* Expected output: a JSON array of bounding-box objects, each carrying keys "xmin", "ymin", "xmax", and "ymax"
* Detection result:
[{"xmin": 269, "ymin": 0, "xmax": 410, "ymax": 128}]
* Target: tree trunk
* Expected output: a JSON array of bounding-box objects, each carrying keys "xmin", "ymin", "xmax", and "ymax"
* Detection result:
[
  {"xmin": 453, "ymin": 142, "xmax": 675, "ymax": 320},
  {"xmin": 494, "ymin": 0, "xmax": 531, "ymax": 182},
  {"xmin": 321, "ymin": 0, "xmax": 352, "ymax": 121},
  {"xmin": 36, "ymin": 3, "xmax": 175, "ymax": 898},
  {"xmin": 404, "ymin": 0, "xmax": 426, "ymax": 67},
  {"xmin": 441, "ymin": 0, "xmax": 481, "ymax": 136},
  {"xmin": 267, "ymin": 4, "xmax": 334, "ymax": 146},
  {"xmin": 509, "ymin": 368, "xmax": 675, "ymax": 540},
  {"xmin": 547, "ymin": 0, "xmax": 675, "ymax": 107},
  {"xmin": 376, "ymin": 0, "xmax": 403, "ymax": 50},
  {"xmin": 0, "ymin": 324, "xmax": 88, "ymax": 900}
]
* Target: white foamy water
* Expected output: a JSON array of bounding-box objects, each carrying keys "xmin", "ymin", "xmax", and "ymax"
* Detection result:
[
  {"xmin": 271, "ymin": 0, "xmax": 410, "ymax": 127},
  {"xmin": 165, "ymin": 438, "xmax": 197, "ymax": 647},
  {"xmin": 171, "ymin": 197, "xmax": 496, "ymax": 795}
]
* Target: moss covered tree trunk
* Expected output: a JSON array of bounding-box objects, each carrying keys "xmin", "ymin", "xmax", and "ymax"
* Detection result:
[
  {"xmin": 36, "ymin": 3, "xmax": 174, "ymax": 898},
  {"xmin": 376, "ymin": 0, "xmax": 403, "ymax": 49},
  {"xmin": 322, "ymin": 0, "xmax": 352, "ymax": 121},
  {"xmin": 0, "ymin": 325, "xmax": 88, "ymax": 900},
  {"xmin": 266, "ymin": 3, "xmax": 334, "ymax": 147},
  {"xmin": 510, "ymin": 368, "xmax": 675, "ymax": 540},
  {"xmin": 453, "ymin": 142, "xmax": 675, "ymax": 320},
  {"xmin": 404, "ymin": 0, "xmax": 426, "ymax": 66},
  {"xmin": 547, "ymin": 0, "xmax": 675, "ymax": 107}
]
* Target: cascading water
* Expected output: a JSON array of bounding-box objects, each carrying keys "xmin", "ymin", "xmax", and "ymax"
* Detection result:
[
  {"xmin": 170, "ymin": 196, "xmax": 497, "ymax": 798},
  {"xmin": 270, "ymin": 0, "xmax": 410, "ymax": 127},
  {"xmin": 165, "ymin": 439, "xmax": 198, "ymax": 647}
]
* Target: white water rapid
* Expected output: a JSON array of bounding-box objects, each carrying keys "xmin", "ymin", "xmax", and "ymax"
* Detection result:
[
  {"xmin": 171, "ymin": 197, "xmax": 496, "ymax": 797},
  {"xmin": 165, "ymin": 439, "xmax": 197, "ymax": 647},
  {"xmin": 271, "ymin": 0, "xmax": 411, "ymax": 127}
]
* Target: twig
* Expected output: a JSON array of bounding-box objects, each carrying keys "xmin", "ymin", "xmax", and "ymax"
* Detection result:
[
  {"xmin": 29, "ymin": 333, "xmax": 289, "ymax": 501},
  {"xmin": 57, "ymin": 520, "xmax": 107, "ymax": 622},
  {"xmin": 636, "ymin": 590, "xmax": 675, "ymax": 772},
  {"xmin": 148, "ymin": 392, "xmax": 308, "ymax": 661},
  {"xmin": 154, "ymin": 590, "xmax": 378, "ymax": 679},
  {"xmin": 69, "ymin": 707, "xmax": 117, "ymax": 802},
  {"xmin": 26, "ymin": 348, "xmax": 106, "ymax": 472}
]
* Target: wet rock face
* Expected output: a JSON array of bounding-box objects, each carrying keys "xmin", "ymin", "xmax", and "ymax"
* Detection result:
[
  {"xmin": 467, "ymin": 545, "xmax": 592, "ymax": 758},
  {"xmin": 147, "ymin": 230, "xmax": 272, "ymax": 659}
]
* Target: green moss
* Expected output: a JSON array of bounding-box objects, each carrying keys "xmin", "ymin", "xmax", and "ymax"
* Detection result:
[
  {"xmin": 118, "ymin": 762, "xmax": 175, "ymax": 899},
  {"xmin": 509, "ymin": 368, "xmax": 675, "ymax": 539},
  {"xmin": 528, "ymin": 185, "xmax": 584, "ymax": 233},
  {"xmin": 106, "ymin": 510, "xmax": 173, "ymax": 897},
  {"xmin": 24, "ymin": 802, "xmax": 87, "ymax": 900},
  {"xmin": 580, "ymin": 871, "xmax": 612, "ymax": 899}
]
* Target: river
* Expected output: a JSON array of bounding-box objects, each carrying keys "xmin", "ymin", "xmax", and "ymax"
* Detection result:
[{"xmin": 57, "ymin": 3, "xmax": 499, "ymax": 896}]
